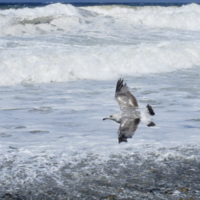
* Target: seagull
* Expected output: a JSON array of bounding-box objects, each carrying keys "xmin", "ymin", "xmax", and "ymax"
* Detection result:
[{"xmin": 103, "ymin": 78, "xmax": 155, "ymax": 143}]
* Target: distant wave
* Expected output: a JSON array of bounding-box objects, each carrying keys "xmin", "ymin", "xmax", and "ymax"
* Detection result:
[
  {"xmin": 83, "ymin": 3, "xmax": 200, "ymax": 31},
  {"xmin": 0, "ymin": 3, "xmax": 81, "ymax": 36},
  {"xmin": 1, "ymin": 3, "xmax": 200, "ymax": 37}
]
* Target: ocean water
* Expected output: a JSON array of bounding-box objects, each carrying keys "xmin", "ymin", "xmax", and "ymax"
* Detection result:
[{"xmin": 0, "ymin": 2, "xmax": 200, "ymax": 199}]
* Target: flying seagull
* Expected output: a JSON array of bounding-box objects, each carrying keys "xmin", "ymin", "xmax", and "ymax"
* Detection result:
[{"xmin": 103, "ymin": 78, "xmax": 155, "ymax": 143}]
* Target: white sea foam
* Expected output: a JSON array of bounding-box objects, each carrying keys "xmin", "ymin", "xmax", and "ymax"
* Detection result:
[
  {"xmin": 0, "ymin": 3, "xmax": 81, "ymax": 36},
  {"xmin": 1, "ymin": 3, "xmax": 200, "ymax": 37},
  {"xmin": 0, "ymin": 40, "xmax": 200, "ymax": 86},
  {"xmin": 84, "ymin": 3, "xmax": 200, "ymax": 31}
]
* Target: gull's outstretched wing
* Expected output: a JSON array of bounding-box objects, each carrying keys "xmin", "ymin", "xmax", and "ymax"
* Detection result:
[
  {"xmin": 115, "ymin": 78, "xmax": 139, "ymax": 110},
  {"xmin": 118, "ymin": 117, "xmax": 140, "ymax": 143}
]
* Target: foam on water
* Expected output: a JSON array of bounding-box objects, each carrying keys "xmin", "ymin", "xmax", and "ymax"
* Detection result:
[
  {"xmin": 1, "ymin": 3, "xmax": 200, "ymax": 37},
  {"xmin": 84, "ymin": 3, "xmax": 200, "ymax": 31},
  {"xmin": 0, "ymin": 3, "xmax": 80, "ymax": 36},
  {"xmin": 1, "ymin": 39, "xmax": 200, "ymax": 86}
]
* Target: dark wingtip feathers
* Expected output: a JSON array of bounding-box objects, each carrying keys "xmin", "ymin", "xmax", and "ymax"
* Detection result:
[
  {"xmin": 116, "ymin": 78, "xmax": 124, "ymax": 93},
  {"xmin": 147, "ymin": 104, "xmax": 155, "ymax": 116},
  {"xmin": 118, "ymin": 134, "xmax": 128, "ymax": 143}
]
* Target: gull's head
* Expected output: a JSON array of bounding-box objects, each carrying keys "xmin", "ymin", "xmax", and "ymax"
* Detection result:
[{"xmin": 103, "ymin": 113, "xmax": 121, "ymax": 123}]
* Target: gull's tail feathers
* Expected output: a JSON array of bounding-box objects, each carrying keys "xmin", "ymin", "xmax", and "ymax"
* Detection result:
[
  {"xmin": 147, "ymin": 121, "xmax": 156, "ymax": 127},
  {"xmin": 140, "ymin": 105, "xmax": 156, "ymax": 127}
]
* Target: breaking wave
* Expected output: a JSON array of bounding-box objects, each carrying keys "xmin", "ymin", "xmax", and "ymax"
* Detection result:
[
  {"xmin": 1, "ymin": 3, "xmax": 200, "ymax": 86},
  {"xmin": 1, "ymin": 3, "xmax": 200, "ymax": 37},
  {"xmin": 1, "ymin": 40, "xmax": 200, "ymax": 86}
]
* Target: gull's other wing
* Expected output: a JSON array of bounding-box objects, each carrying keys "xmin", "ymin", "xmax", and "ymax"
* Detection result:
[
  {"xmin": 115, "ymin": 78, "xmax": 139, "ymax": 110},
  {"xmin": 118, "ymin": 117, "xmax": 140, "ymax": 143}
]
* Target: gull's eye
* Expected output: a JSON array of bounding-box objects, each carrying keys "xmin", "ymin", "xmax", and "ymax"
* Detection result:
[{"xmin": 110, "ymin": 115, "xmax": 112, "ymax": 117}]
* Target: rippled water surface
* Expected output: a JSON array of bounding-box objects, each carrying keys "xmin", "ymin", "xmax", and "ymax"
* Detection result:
[{"xmin": 0, "ymin": 69, "xmax": 200, "ymax": 199}]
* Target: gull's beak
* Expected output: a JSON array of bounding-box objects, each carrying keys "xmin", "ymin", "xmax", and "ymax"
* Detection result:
[{"xmin": 103, "ymin": 117, "xmax": 110, "ymax": 120}]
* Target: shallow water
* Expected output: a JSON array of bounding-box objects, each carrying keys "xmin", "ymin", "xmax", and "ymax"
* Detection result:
[{"xmin": 0, "ymin": 3, "xmax": 200, "ymax": 199}]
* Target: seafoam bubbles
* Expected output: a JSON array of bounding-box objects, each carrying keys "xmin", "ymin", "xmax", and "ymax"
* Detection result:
[{"xmin": 0, "ymin": 146, "xmax": 200, "ymax": 199}]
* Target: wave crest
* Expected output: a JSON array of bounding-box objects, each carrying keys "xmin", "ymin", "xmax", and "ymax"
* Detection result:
[
  {"xmin": 1, "ymin": 3, "xmax": 200, "ymax": 36},
  {"xmin": 1, "ymin": 41, "xmax": 200, "ymax": 86}
]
